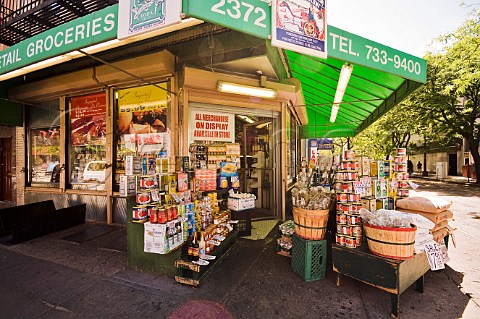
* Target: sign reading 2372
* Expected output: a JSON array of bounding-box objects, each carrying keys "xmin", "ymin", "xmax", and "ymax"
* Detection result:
[{"xmin": 183, "ymin": 0, "xmax": 271, "ymax": 39}]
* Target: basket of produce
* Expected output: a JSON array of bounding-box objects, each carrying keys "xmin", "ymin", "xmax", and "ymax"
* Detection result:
[
  {"xmin": 292, "ymin": 186, "xmax": 334, "ymax": 240},
  {"xmin": 292, "ymin": 207, "xmax": 329, "ymax": 240},
  {"xmin": 360, "ymin": 208, "xmax": 417, "ymax": 259}
]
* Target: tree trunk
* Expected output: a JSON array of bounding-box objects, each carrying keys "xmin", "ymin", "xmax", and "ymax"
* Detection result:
[{"xmin": 469, "ymin": 139, "xmax": 480, "ymax": 184}]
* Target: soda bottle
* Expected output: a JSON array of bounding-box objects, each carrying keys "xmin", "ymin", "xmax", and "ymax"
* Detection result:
[
  {"xmin": 192, "ymin": 233, "xmax": 199, "ymax": 262},
  {"xmin": 199, "ymin": 232, "xmax": 206, "ymax": 256}
]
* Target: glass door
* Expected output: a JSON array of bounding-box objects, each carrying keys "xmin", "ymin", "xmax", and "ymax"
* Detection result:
[{"xmin": 241, "ymin": 120, "xmax": 275, "ymax": 217}]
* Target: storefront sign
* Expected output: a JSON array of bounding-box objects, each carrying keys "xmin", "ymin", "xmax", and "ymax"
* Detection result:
[
  {"xmin": 118, "ymin": 0, "xmax": 181, "ymax": 39},
  {"xmin": 182, "ymin": 0, "xmax": 271, "ymax": 39},
  {"xmin": 317, "ymin": 138, "xmax": 332, "ymax": 150},
  {"xmin": 272, "ymin": 0, "xmax": 327, "ymax": 59},
  {"xmin": 70, "ymin": 93, "xmax": 107, "ymax": 145},
  {"xmin": 117, "ymin": 83, "xmax": 168, "ymax": 134},
  {"xmin": 190, "ymin": 110, "xmax": 235, "ymax": 143},
  {"xmin": 327, "ymin": 25, "xmax": 427, "ymax": 83},
  {"xmin": 0, "ymin": 5, "xmax": 118, "ymax": 76}
]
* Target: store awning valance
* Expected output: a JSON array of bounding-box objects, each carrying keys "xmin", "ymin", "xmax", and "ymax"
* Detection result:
[{"xmin": 287, "ymin": 26, "xmax": 426, "ymax": 139}]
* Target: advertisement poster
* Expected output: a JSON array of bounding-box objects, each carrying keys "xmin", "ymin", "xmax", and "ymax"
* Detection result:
[
  {"xmin": 272, "ymin": 0, "xmax": 327, "ymax": 59},
  {"xmin": 144, "ymin": 222, "xmax": 167, "ymax": 254},
  {"xmin": 118, "ymin": 0, "xmax": 182, "ymax": 39},
  {"xmin": 117, "ymin": 83, "xmax": 168, "ymax": 135},
  {"xmin": 136, "ymin": 131, "xmax": 171, "ymax": 155},
  {"xmin": 70, "ymin": 93, "xmax": 106, "ymax": 145},
  {"xmin": 190, "ymin": 110, "xmax": 235, "ymax": 143}
]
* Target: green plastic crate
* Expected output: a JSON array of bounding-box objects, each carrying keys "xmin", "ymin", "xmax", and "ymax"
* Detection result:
[{"xmin": 291, "ymin": 234, "xmax": 327, "ymax": 282}]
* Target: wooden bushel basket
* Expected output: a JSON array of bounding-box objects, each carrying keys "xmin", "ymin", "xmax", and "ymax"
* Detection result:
[
  {"xmin": 363, "ymin": 223, "xmax": 417, "ymax": 260},
  {"xmin": 293, "ymin": 207, "xmax": 329, "ymax": 240}
]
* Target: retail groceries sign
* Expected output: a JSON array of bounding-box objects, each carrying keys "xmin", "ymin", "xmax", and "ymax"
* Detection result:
[
  {"xmin": 0, "ymin": 5, "xmax": 118, "ymax": 76},
  {"xmin": 327, "ymin": 25, "xmax": 427, "ymax": 83},
  {"xmin": 182, "ymin": 0, "xmax": 271, "ymax": 39},
  {"xmin": 118, "ymin": 0, "xmax": 182, "ymax": 39},
  {"xmin": 190, "ymin": 110, "xmax": 235, "ymax": 143}
]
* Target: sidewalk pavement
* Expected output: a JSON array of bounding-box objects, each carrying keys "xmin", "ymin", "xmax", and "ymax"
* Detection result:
[
  {"xmin": 411, "ymin": 172, "xmax": 478, "ymax": 186},
  {"xmin": 1, "ymin": 221, "xmax": 480, "ymax": 319}
]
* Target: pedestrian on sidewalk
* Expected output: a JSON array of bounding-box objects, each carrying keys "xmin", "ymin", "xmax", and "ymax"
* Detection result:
[
  {"xmin": 417, "ymin": 161, "xmax": 422, "ymax": 172},
  {"xmin": 408, "ymin": 160, "xmax": 414, "ymax": 174}
]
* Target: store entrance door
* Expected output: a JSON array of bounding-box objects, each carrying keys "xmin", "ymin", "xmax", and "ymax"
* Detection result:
[
  {"xmin": 0, "ymin": 138, "xmax": 13, "ymax": 201},
  {"xmin": 241, "ymin": 120, "xmax": 275, "ymax": 218}
]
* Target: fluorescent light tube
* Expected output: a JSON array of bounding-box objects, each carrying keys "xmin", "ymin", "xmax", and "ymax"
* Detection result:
[
  {"xmin": 330, "ymin": 104, "xmax": 339, "ymax": 123},
  {"xmin": 330, "ymin": 63, "xmax": 353, "ymax": 123},
  {"xmin": 218, "ymin": 81, "xmax": 277, "ymax": 99}
]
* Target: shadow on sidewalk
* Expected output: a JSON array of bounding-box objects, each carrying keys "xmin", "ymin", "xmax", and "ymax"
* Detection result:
[{"xmin": 0, "ymin": 218, "xmax": 476, "ymax": 318}]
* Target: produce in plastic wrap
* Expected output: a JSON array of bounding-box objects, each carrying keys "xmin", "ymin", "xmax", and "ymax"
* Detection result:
[
  {"xmin": 359, "ymin": 208, "xmax": 415, "ymax": 228},
  {"xmin": 279, "ymin": 220, "xmax": 295, "ymax": 236},
  {"xmin": 277, "ymin": 238, "xmax": 293, "ymax": 251},
  {"xmin": 291, "ymin": 185, "xmax": 334, "ymax": 210}
]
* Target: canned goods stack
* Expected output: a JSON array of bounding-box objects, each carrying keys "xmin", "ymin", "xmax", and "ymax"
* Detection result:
[
  {"xmin": 394, "ymin": 148, "xmax": 410, "ymax": 198},
  {"xmin": 335, "ymin": 150, "xmax": 363, "ymax": 248}
]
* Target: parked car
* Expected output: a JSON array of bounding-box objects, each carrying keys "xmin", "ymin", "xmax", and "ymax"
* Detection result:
[{"xmin": 83, "ymin": 161, "xmax": 106, "ymax": 182}]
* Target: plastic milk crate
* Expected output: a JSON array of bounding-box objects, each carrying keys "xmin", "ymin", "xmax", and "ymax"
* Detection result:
[
  {"xmin": 291, "ymin": 234, "xmax": 327, "ymax": 282},
  {"xmin": 230, "ymin": 209, "xmax": 252, "ymax": 237}
]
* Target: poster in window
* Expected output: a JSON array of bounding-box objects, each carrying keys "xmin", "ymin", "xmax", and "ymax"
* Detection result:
[
  {"xmin": 117, "ymin": 83, "xmax": 168, "ymax": 135},
  {"xmin": 70, "ymin": 93, "xmax": 107, "ymax": 145},
  {"xmin": 272, "ymin": 0, "xmax": 327, "ymax": 59},
  {"xmin": 189, "ymin": 110, "xmax": 235, "ymax": 143}
]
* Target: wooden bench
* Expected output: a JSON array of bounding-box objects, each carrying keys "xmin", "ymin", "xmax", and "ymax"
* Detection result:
[{"xmin": 0, "ymin": 200, "xmax": 86, "ymax": 244}]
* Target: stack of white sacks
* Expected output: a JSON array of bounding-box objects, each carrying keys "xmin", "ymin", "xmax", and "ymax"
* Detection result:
[{"xmin": 396, "ymin": 196, "xmax": 453, "ymax": 252}]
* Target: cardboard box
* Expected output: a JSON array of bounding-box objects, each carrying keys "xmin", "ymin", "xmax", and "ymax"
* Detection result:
[
  {"xmin": 362, "ymin": 198, "xmax": 376, "ymax": 212},
  {"xmin": 370, "ymin": 161, "xmax": 378, "ymax": 177},
  {"xmin": 361, "ymin": 157, "xmax": 370, "ymax": 176},
  {"xmin": 167, "ymin": 174, "xmax": 177, "ymax": 194},
  {"xmin": 119, "ymin": 175, "xmax": 136, "ymax": 197},
  {"xmin": 384, "ymin": 161, "xmax": 391, "ymax": 178},
  {"xmin": 377, "ymin": 160, "xmax": 385, "ymax": 178},
  {"xmin": 228, "ymin": 197, "xmax": 255, "ymax": 211},
  {"xmin": 387, "ymin": 197, "xmax": 395, "ymax": 210},
  {"xmin": 372, "ymin": 178, "xmax": 387, "ymax": 198},
  {"xmin": 125, "ymin": 156, "xmax": 141, "ymax": 176},
  {"xmin": 177, "ymin": 172, "xmax": 189, "ymax": 192},
  {"xmin": 376, "ymin": 198, "xmax": 389, "ymax": 210}
]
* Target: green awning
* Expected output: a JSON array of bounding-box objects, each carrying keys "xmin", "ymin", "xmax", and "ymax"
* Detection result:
[
  {"xmin": 286, "ymin": 26, "xmax": 426, "ymax": 139},
  {"xmin": 287, "ymin": 51, "xmax": 423, "ymax": 138}
]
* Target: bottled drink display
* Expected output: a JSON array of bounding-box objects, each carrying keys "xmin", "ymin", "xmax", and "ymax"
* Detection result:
[
  {"xmin": 199, "ymin": 232, "xmax": 206, "ymax": 256},
  {"xmin": 187, "ymin": 235, "xmax": 194, "ymax": 261},
  {"xmin": 192, "ymin": 233, "xmax": 199, "ymax": 262}
]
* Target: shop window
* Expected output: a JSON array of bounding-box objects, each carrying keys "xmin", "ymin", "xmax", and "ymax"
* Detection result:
[
  {"xmin": 68, "ymin": 92, "xmax": 107, "ymax": 190},
  {"xmin": 114, "ymin": 83, "xmax": 169, "ymax": 189},
  {"xmin": 29, "ymin": 127, "xmax": 61, "ymax": 186}
]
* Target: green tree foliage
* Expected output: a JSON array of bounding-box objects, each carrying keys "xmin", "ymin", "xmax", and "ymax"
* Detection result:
[
  {"xmin": 350, "ymin": 103, "xmax": 425, "ymax": 159},
  {"xmin": 412, "ymin": 10, "xmax": 480, "ymax": 182},
  {"xmin": 351, "ymin": 10, "xmax": 479, "ymax": 174}
]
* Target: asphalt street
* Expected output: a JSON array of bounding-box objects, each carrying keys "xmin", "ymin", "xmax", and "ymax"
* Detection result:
[{"xmin": 1, "ymin": 179, "xmax": 480, "ymax": 318}]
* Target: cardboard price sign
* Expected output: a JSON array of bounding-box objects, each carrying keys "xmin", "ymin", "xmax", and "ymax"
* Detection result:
[{"xmin": 424, "ymin": 241, "xmax": 449, "ymax": 271}]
